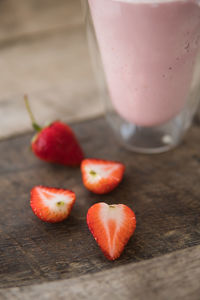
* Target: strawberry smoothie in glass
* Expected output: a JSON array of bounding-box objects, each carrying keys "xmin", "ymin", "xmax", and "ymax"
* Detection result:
[{"xmin": 84, "ymin": 0, "xmax": 200, "ymax": 153}]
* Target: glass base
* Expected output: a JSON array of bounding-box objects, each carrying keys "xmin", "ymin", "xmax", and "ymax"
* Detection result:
[{"xmin": 106, "ymin": 109, "xmax": 191, "ymax": 154}]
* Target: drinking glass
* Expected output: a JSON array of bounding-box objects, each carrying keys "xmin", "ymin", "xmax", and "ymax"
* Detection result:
[{"xmin": 82, "ymin": 0, "xmax": 200, "ymax": 153}]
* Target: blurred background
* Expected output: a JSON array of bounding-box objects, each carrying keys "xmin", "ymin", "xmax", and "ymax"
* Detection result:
[
  {"xmin": 0, "ymin": 0, "xmax": 103, "ymax": 139},
  {"xmin": 1, "ymin": 0, "xmax": 200, "ymax": 141}
]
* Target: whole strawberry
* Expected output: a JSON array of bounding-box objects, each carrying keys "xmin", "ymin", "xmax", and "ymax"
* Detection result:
[{"xmin": 24, "ymin": 95, "xmax": 84, "ymax": 166}]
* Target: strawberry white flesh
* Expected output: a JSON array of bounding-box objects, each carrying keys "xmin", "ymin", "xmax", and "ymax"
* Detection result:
[
  {"xmin": 81, "ymin": 159, "xmax": 125, "ymax": 194},
  {"xmin": 87, "ymin": 203, "xmax": 136, "ymax": 260},
  {"xmin": 30, "ymin": 186, "xmax": 76, "ymax": 223}
]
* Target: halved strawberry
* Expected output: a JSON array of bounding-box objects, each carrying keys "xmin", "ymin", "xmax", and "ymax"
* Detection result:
[
  {"xmin": 87, "ymin": 203, "xmax": 136, "ymax": 260},
  {"xmin": 81, "ymin": 159, "xmax": 125, "ymax": 194},
  {"xmin": 30, "ymin": 186, "xmax": 76, "ymax": 223}
]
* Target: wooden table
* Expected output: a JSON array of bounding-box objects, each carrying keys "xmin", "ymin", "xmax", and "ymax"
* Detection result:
[
  {"xmin": 1, "ymin": 117, "xmax": 200, "ymax": 299},
  {"xmin": 0, "ymin": 1, "xmax": 200, "ymax": 299}
]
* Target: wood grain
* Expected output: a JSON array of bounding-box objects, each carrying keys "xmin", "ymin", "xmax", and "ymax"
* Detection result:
[
  {"xmin": 0, "ymin": 117, "xmax": 200, "ymax": 289},
  {"xmin": 1, "ymin": 244, "xmax": 200, "ymax": 300}
]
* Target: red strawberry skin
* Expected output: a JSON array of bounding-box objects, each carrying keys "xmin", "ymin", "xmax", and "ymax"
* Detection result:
[
  {"xmin": 30, "ymin": 186, "xmax": 76, "ymax": 223},
  {"xmin": 81, "ymin": 159, "xmax": 125, "ymax": 194},
  {"xmin": 87, "ymin": 203, "xmax": 136, "ymax": 260},
  {"xmin": 32, "ymin": 121, "xmax": 84, "ymax": 166}
]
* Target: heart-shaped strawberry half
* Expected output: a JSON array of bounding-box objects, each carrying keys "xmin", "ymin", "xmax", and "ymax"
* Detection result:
[{"xmin": 87, "ymin": 203, "xmax": 136, "ymax": 260}]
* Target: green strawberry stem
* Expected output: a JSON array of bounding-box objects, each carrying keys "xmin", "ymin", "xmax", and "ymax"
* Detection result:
[{"xmin": 24, "ymin": 94, "xmax": 42, "ymax": 132}]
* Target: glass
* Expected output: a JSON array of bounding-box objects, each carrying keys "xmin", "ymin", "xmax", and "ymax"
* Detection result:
[{"xmin": 82, "ymin": 0, "xmax": 200, "ymax": 153}]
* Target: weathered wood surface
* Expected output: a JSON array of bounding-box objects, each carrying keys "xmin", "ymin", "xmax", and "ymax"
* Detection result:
[
  {"xmin": 1, "ymin": 244, "xmax": 200, "ymax": 300},
  {"xmin": 0, "ymin": 117, "xmax": 200, "ymax": 292}
]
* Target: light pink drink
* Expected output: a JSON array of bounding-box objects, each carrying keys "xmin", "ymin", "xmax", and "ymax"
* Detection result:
[{"xmin": 89, "ymin": 0, "xmax": 200, "ymax": 127}]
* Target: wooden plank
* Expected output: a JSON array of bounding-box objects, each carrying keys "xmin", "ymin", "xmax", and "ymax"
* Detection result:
[
  {"xmin": 0, "ymin": 117, "xmax": 200, "ymax": 289},
  {"xmin": 1, "ymin": 244, "xmax": 200, "ymax": 300},
  {"xmin": 0, "ymin": 0, "xmax": 82, "ymax": 44}
]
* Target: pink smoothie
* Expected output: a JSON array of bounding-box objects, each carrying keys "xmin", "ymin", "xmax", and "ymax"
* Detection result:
[{"xmin": 88, "ymin": 0, "xmax": 200, "ymax": 127}]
